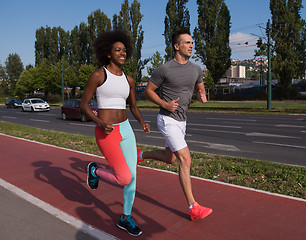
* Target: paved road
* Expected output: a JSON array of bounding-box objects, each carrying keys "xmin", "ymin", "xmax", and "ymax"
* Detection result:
[{"xmin": 1, "ymin": 106, "xmax": 306, "ymax": 166}]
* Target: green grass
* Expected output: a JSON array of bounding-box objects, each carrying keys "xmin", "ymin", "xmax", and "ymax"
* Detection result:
[
  {"xmin": 135, "ymin": 100, "xmax": 306, "ymax": 114},
  {"xmin": 0, "ymin": 121, "xmax": 305, "ymax": 199}
]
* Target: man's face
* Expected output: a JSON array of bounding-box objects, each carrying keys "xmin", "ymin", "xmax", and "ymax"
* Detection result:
[{"xmin": 175, "ymin": 34, "xmax": 193, "ymax": 58}]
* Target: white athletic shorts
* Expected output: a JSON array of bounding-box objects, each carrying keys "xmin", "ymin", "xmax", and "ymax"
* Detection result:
[{"xmin": 157, "ymin": 114, "xmax": 187, "ymax": 152}]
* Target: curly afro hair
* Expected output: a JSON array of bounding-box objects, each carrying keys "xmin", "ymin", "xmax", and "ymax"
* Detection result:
[{"xmin": 93, "ymin": 30, "xmax": 133, "ymax": 66}]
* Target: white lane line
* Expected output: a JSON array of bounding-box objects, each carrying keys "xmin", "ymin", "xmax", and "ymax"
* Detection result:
[
  {"xmin": 275, "ymin": 124, "xmax": 306, "ymax": 128},
  {"xmin": 129, "ymin": 119, "xmax": 151, "ymax": 123},
  {"xmin": 2, "ymin": 116, "xmax": 17, "ymax": 119},
  {"xmin": 0, "ymin": 179, "xmax": 118, "ymax": 240},
  {"xmin": 38, "ymin": 113, "xmax": 57, "ymax": 116},
  {"xmin": 30, "ymin": 119, "xmax": 50, "ymax": 123},
  {"xmin": 69, "ymin": 123, "xmax": 95, "ymax": 127},
  {"xmin": 189, "ymin": 128, "xmax": 244, "ymax": 135},
  {"xmin": 186, "ymin": 139, "xmax": 240, "ymax": 151},
  {"xmin": 205, "ymin": 118, "xmax": 257, "ymax": 122},
  {"xmin": 253, "ymin": 141, "xmax": 306, "ymax": 149},
  {"xmin": 188, "ymin": 123, "xmax": 241, "ymax": 129},
  {"xmin": 246, "ymin": 132, "xmax": 299, "ymax": 138},
  {"xmin": 134, "ymin": 129, "xmax": 160, "ymax": 134},
  {"xmin": 189, "ymin": 128, "xmax": 299, "ymax": 139}
]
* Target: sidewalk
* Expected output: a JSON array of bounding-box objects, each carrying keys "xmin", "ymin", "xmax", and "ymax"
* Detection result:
[{"xmin": 0, "ymin": 133, "xmax": 305, "ymax": 240}]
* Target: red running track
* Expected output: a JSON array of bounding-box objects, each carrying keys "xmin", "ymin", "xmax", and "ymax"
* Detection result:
[{"xmin": 0, "ymin": 133, "xmax": 305, "ymax": 240}]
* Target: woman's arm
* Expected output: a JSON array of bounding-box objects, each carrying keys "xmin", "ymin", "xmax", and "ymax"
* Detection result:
[
  {"xmin": 127, "ymin": 75, "xmax": 150, "ymax": 133},
  {"xmin": 80, "ymin": 69, "xmax": 114, "ymax": 134}
]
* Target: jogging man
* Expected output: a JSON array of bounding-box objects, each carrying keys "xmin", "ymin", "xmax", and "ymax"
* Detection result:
[{"xmin": 138, "ymin": 28, "xmax": 213, "ymax": 221}]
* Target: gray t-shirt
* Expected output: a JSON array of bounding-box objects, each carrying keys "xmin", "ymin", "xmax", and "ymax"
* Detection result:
[{"xmin": 150, "ymin": 59, "xmax": 203, "ymax": 121}]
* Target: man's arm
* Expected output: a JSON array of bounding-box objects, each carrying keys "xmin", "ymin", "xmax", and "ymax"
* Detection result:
[
  {"xmin": 144, "ymin": 80, "xmax": 179, "ymax": 112},
  {"xmin": 194, "ymin": 82, "xmax": 207, "ymax": 103}
]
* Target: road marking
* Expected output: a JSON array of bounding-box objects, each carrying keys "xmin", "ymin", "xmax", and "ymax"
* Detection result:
[
  {"xmin": 190, "ymin": 128, "xmax": 299, "ymax": 139},
  {"xmin": 254, "ymin": 141, "xmax": 306, "ymax": 149},
  {"xmin": 30, "ymin": 119, "xmax": 50, "ymax": 123},
  {"xmin": 129, "ymin": 119, "xmax": 151, "ymax": 123},
  {"xmin": 134, "ymin": 129, "xmax": 160, "ymax": 134},
  {"xmin": 189, "ymin": 128, "xmax": 244, "ymax": 135},
  {"xmin": 246, "ymin": 132, "xmax": 299, "ymax": 138},
  {"xmin": 275, "ymin": 124, "xmax": 306, "ymax": 128},
  {"xmin": 188, "ymin": 123, "xmax": 241, "ymax": 129},
  {"xmin": 205, "ymin": 117, "xmax": 257, "ymax": 122},
  {"xmin": 38, "ymin": 113, "xmax": 56, "ymax": 116},
  {"xmin": 187, "ymin": 139, "xmax": 240, "ymax": 151},
  {"xmin": 2, "ymin": 116, "xmax": 17, "ymax": 119},
  {"xmin": 69, "ymin": 123, "xmax": 95, "ymax": 127}
]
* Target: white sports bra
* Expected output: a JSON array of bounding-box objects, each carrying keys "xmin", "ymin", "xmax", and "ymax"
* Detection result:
[{"xmin": 95, "ymin": 67, "xmax": 130, "ymax": 109}]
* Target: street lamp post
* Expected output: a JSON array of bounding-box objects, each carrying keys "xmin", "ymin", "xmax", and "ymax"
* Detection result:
[{"xmin": 267, "ymin": 20, "xmax": 272, "ymax": 110}]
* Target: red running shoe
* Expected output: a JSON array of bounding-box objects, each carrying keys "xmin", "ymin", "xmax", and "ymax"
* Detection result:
[
  {"xmin": 137, "ymin": 147, "xmax": 144, "ymax": 164},
  {"xmin": 189, "ymin": 202, "xmax": 213, "ymax": 221}
]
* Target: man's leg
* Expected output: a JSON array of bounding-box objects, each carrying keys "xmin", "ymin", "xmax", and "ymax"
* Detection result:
[
  {"xmin": 142, "ymin": 147, "xmax": 176, "ymax": 164},
  {"xmin": 173, "ymin": 146, "xmax": 195, "ymax": 206}
]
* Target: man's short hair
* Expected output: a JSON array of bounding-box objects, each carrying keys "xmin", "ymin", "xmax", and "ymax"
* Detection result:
[{"xmin": 172, "ymin": 28, "xmax": 191, "ymax": 50}]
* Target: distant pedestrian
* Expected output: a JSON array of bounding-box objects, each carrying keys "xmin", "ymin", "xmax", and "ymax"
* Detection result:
[
  {"xmin": 138, "ymin": 28, "xmax": 213, "ymax": 221},
  {"xmin": 80, "ymin": 30, "xmax": 150, "ymax": 236}
]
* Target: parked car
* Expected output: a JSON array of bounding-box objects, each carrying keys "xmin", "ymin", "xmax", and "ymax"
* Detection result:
[
  {"xmin": 22, "ymin": 98, "xmax": 50, "ymax": 112},
  {"xmin": 61, "ymin": 99, "xmax": 98, "ymax": 122},
  {"xmin": 5, "ymin": 98, "xmax": 22, "ymax": 108}
]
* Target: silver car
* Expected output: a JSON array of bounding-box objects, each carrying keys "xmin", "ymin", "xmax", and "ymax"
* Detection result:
[{"xmin": 22, "ymin": 98, "xmax": 50, "ymax": 112}]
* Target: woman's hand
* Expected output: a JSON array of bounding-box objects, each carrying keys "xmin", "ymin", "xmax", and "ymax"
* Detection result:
[
  {"xmin": 98, "ymin": 121, "xmax": 114, "ymax": 135},
  {"xmin": 142, "ymin": 123, "xmax": 150, "ymax": 134}
]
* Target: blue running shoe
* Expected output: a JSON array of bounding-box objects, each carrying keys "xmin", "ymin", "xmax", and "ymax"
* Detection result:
[
  {"xmin": 117, "ymin": 215, "xmax": 142, "ymax": 236},
  {"xmin": 87, "ymin": 162, "xmax": 99, "ymax": 190}
]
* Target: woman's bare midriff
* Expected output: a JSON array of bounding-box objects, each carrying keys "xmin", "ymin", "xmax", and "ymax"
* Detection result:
[{"xmin": 97, "ymin": 109, "xmax": 127, "ymax": 124}]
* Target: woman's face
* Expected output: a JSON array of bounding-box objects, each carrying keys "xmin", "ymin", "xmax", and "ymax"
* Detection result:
[{"xmin": 109, "ymin": 41, "xmax": 127, "ymax": 66}]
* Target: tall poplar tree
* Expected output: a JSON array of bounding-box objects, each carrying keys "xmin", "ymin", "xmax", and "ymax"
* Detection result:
[
  {"xmin": 87, "ymin": 10, "xmax": 111, "ymax": 65},
  {"xmin": 69, "ymin": 23, "xmax": 89, "ymax": 68},
  {"xmin": 193, "ymin": 0, "xmax": 231, "ymax": 85},
  {"xmin": 270, "ymin": 0, "xmax": 304, "ymax": 98},
  {"xmin": 164, "ymin": 0, "xmax": 190, "ymax": 61},
  {"xmin": 113, "ymin": 0, "xmax": 147, "ymax": 82}
]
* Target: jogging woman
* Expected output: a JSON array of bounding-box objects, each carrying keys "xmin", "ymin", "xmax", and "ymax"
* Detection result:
[{"xmin": 80, "ymin": 30, "xmax": 150, "ymax": 236}]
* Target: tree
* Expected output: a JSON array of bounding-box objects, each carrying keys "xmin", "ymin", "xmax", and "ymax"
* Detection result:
[
  {"xmin": 114, "ymin": 0, "xmax": 147, "ymax": 83},
  {"xmin": 5, "ymin": 53, "xmax": 24, "ymax": 94},
  {"xmin": 35, "ymin": 58, "xmax": 59, "ymax": 96},
  {"xmin": 164, "ymin": 0, "xmax": 190, "ymax": 61},
  {"xmin": 255, "ymin": 38, "xmax": 268, "ymax": 85},
  {"xmin": 270, "ymin": 0, "xmax": 304, "ymax": 98},
  {"xmin": 193, "ymin": 0, "xmax": 231, "ymax": 86},
  {"xmin": 87, "ymin": 9, "xmax": 111, "ymax": 65},
  {"xmin": 79, "ymin": 64, "xmax": 96, "ymax": 89},
  {"xmin": 0, "ymin": 63, "xmax": 9, "ymax": 95},
  {"xmin": 15, "ymin": 67, "xmax": 38, "ymax": 97},
  {"xmin": 296, "ymin": 20, "xmax": 305, "ymax": 79},
  {"xmin": 35, "ymin": 26, "xmax": 70, "ymax": 66},
  {"xmin": 70, "ymin": 23, "xmax": 89, "ymax": 68},
  {"xmin": 146, "ymin": 51, "xmax": 164, "ymax": 77}
]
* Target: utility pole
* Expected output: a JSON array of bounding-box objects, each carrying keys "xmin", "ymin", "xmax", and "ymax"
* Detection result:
[{"xmin": 267, "ymin": 20, "xmax": 272, "ymax": 110}]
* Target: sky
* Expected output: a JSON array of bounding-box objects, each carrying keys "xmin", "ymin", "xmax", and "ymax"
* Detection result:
[{"xmin": 1, "ymin": 0, "xmax": 305, "ymax": 69}]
